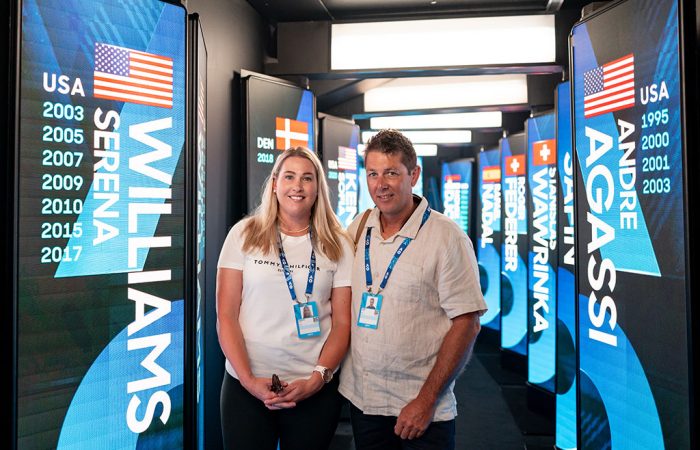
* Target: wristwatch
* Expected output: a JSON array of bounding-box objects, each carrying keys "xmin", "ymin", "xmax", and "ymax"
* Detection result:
[{"xmin": 313, "ymin": 365, "xmax": 333, "ymax": 383}]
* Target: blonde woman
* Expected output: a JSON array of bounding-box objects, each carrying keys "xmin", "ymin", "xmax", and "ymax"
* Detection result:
[{"xmin": 217, "ymin": 146, "xmax": 353, "ymax": 450}]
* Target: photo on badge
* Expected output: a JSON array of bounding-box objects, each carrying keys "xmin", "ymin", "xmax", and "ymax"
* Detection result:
[
  {"xmin": 358, "ymin": 292, "xmax": 382, "ymax": 329},
  {"xmin": 295, "ymin": 301, "xmax": 321, "ymax": 338}
]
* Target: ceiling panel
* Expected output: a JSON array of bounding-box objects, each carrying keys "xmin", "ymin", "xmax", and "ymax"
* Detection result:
[
  {"xmin": 324, "ymin": 0, "xmax": 552, "ymax": 20},
  {"xmin": 246, "ymin": 0, "xmax": 591, "ymax": 135},
  {"xmin": 245, "ymin": 0, "xmax": 333, "ymax": 22},
  {"xmin": 245, "ymin": 0, "xmax": 583, "ymax": 23}
]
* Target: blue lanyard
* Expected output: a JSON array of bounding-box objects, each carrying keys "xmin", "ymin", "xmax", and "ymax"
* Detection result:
[
  {"xmin": 364, "ymin": 207, "xmax": 431, "ymax": 293},
  {"xmin": 278, "ymin": 229, "xmax": 316, "ymax": 303}
]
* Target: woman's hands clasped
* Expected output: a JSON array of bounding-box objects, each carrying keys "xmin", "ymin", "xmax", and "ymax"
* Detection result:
[
  {"xmin": 240, "ymin": 376, "xmax": 287, "ymax": 405},
  {"xmin": 260, "ymin": 373, "xmax": 325, "ymax": 410}
]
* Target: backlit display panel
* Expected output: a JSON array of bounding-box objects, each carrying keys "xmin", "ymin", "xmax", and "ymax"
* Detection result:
[
  {"xmin": 244, "ymin": 75, "xmax": 315, "ymax": 211},
  {"xmin": 476, "ymin": 149, "xmax": 501, "ymax": 331},
  {"xmin": 526, "ymin": 112, "xmax": 557, "ymax": 393},
  {"xmin": 500, "ymin": 133, "xmax": 528, "ymax": 355},
  {"xmin": 555, "ymin": 81, "xmax": 577, "ymax": 450},
  {"xmin": 441, "ymin": 158, "xmax": 474, "ymax": 237},
  {"xmin": 320, "ymin": 116, "xmax": 360, "ymax": 227},
  {"xmin": 16, "ymin": 0, "xmax": 187, "ymax": 447},
  {"xmin": 572, "ymin": 1, "xmax": 690, "ymax": 448}
]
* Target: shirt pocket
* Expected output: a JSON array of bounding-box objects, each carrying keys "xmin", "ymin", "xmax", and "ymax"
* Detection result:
[{"xmin": 389, "ymin": 261, "xmax": 423, "ymax": 303}]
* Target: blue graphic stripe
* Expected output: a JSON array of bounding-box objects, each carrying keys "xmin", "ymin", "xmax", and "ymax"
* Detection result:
[
  {"xmin": 556, "ymin": 81, "xmax": 577, "ymax": 450},
  {"xmin": 442, "ymin": 160, "xmax": 473, "ymax": 236},
  {"xmin": 572, "ymin": 24, "xmax": 659, "ymax": 276},
  {"xmin": 56, "ymin": 1, "xmax": 186, "ymax": 277},
  {"xmin": 57, "ymin": 300, "xmax": 185, "ymax": 449},
  {"xmin": 556, "ymin": 267, "xmax": 577, "ymax": 450},
  {"xmin": 297, "ymin": 90, "xmax": 315, "ymax": 150},
  {"xmin": 477, "ymin": 149, "xmax": 501, "ymax": 329},
  {"xmin": 526, "ymin": 114, "xmax": 557, "ymax": 391},
  {"xmin": 21, "ymin": 0, "xmax": 62, "ymax": 81},
  {"xmin": 501, "ymin": 253, "xmax": 528, "ymax": 353},
  {"xmin": 527, "ymin": 255, "xmax": 557, "ymax": 385},
  {"xmin": 479, "ymin": 149, "xmax": 502, "ymax": 233},
  {"xmin": 578, "ymin": 295, "xmax": 663, "ymax": 449},
  {"xmin": 478, "ymin": 244, "xmax": 500, "ymax": 328},
  {"xmin": 641, "ymin": 1, "xmax": 683, "ymax": 275},
  {"xmin": 572, "ymin": 5, "xmax": 682, "ymax": 446},
  {"xmin": 500, "ymin": 137, "xmax": 528, "ymax": 354}
]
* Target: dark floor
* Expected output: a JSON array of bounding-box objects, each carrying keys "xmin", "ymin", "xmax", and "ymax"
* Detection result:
[{"xmin": 329, "ymin": 328, "xmax": 556, "ymax": 449}]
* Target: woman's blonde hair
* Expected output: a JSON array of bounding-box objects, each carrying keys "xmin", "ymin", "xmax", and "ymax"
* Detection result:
[{"xmin": 241, "ymin": 146, "xmax": 350, "ymax": 262}]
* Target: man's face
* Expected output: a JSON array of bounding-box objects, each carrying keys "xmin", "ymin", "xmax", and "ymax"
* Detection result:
[{"xmin": 365, "ymin": 151, "xmax": 420, "ymax": 219}]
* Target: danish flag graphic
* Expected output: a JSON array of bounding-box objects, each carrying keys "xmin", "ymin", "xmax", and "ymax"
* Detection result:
[{"xmin": 275, "ymin": 117, "xmax": 309, "ymax": 149}]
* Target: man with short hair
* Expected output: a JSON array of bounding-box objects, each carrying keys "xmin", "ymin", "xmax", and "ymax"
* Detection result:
[{"xmin": 339, "ymin": 129, "xmax": 486, "ymax": 450}]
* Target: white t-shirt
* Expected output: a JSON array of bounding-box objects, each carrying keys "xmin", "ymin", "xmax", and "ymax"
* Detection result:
[{"xmin": 217, "ymin": 219, "xmax": 353, "ymax": 381}]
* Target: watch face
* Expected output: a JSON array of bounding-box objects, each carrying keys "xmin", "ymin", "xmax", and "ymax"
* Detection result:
[
  {"xmin": 316, "ymin": 366, "xmax": 332, "ymax": 383},
  {"xmin": 323, "ymin": 369, "xmax": 333, "ymax": 383}
]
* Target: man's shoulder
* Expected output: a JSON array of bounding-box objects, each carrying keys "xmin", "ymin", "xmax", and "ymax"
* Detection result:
[
  {"xmin": 425, "ymin": 209, "xmax": 467, "ymax": 240},
  {"xmin": 414, "ymin": 210, "xmax": 473, "ymax": 261},
  {"xmin": 348, "ymin": 208, "xmax": 373, "ymax": 236}
]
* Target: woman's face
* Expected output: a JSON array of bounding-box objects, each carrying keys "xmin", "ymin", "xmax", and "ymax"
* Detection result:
[{"xmin": 274, "ymin": 156, "xmax": 318, "ymax": 221}]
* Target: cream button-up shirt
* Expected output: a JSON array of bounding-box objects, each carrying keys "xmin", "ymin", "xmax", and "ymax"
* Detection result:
[{"xmin": 339, "ymin": 197, "xmax": 487, "ymax": 421}]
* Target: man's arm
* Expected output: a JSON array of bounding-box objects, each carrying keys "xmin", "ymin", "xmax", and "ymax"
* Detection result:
[{"xmin": 394, "ymin": 311, "xmax": 481, "ymax": 440}]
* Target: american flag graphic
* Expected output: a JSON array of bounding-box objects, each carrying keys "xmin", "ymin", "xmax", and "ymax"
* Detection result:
[
  {"xmin": 337, "ymin": 146, "xmax": 357, "ymax": 171},
  {"xmin": 275, "ymin": 117, "xmax": 309, "ymax": 149},
  {"xmin": 583, "ymin": 54, "xmax": 635, "ymax": 118},
  {"xmin": 94, "ymin": 43, "xmax": 173, "ymax": 108}
]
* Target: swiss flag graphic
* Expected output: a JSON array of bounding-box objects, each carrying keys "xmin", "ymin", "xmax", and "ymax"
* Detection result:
[
  {"xmin": 505, "ymin": 155, "xmax": 525, "ymax": 176},
  {"xmin": 533, "ymin": 140, "xmax": 556, "ymax": 166}
]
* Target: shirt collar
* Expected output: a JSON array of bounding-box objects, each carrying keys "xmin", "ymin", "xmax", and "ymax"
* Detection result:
[{"xmin": 366, "ymin": 195, "xmax": 429, "ymax": 240}]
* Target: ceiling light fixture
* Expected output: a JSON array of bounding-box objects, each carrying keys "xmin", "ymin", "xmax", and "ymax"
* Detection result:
[
  {"xmin": 360, "ymin": 142, "xmax": 437, "ymax": 157},
  {"xmin": 331, "ymin": 15, "xmax": 555, "ymax": 70},
  {"xmin": 361, "ymin": 130, "xmax": 471, "ymax": 144},
  {"xmin": 364, "ymin": 75, "xmax": 528, "ymax": 112},
  {"xmin": 370, "ymin": 111, "xmax": 502, "ymax": 130},
  {"xmin": 414, "ymin": 144, "xmax": 438, "ymax": 156}
]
